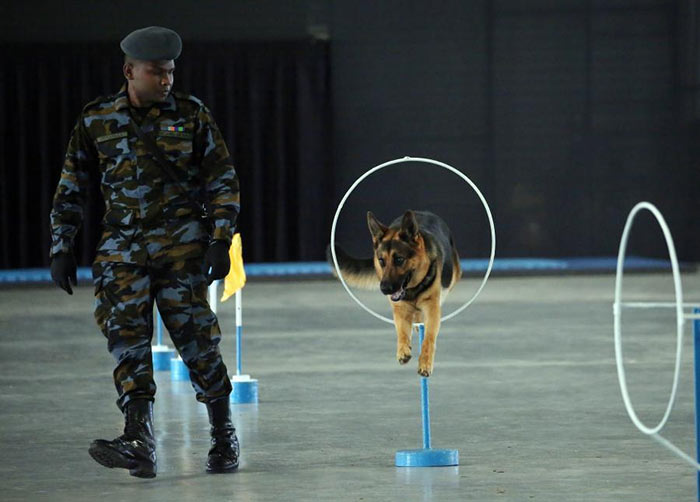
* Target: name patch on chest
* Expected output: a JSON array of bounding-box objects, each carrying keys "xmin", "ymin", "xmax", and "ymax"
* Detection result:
[{"xmin": 95, "ymin": 132, "xmax": 128, "ymax": 143}]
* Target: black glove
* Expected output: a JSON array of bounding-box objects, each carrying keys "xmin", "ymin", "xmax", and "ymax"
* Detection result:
[
  {"xmin": 205, "ymin": 240, "xmax": 230, "ymax": 285},
  {"xmin": 50, "ymin": 251, "xmax": 77, "ymax": 295}
]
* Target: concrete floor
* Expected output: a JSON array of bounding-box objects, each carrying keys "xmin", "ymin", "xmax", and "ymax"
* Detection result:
[{"xmin": 1, "ymin": 272, "xmax": 700, "ymax": 501}]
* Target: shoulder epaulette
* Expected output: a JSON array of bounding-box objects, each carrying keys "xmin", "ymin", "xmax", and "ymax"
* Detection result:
[
  {"xmin": 173, "ymin": 91, "xmax": 205, "ymax": 107},
  {"xmin": 81, "ymin": 94, "xmax": 113, "ymax": 114}
]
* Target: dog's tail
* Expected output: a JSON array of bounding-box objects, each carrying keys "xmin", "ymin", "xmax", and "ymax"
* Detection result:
[{"xmin": 326, "ymin": 245, "xmax": 379, "ymax": 290}]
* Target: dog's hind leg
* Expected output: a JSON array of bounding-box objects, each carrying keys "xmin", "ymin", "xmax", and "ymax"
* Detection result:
[{"xmin": 391, "ymin": 305, "xmax": 413, "ymax": 365}]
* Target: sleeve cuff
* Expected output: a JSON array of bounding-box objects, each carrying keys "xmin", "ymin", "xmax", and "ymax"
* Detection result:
[
  {"xmin": 210, "ymin": 220, "xmax": 233, "ymax": 245},
  {"xmin": 50, "ymin": 239, "xmax": 72, "ymax": 258}
]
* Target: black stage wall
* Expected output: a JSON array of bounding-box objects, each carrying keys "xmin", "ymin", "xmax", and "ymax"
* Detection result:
[
  {"xmin": 331, "ymin": 0, "xmax": 700, "ymax": 262},
  {"xmin": 1, "ymin": 0, "xmax": 699, "ymax": 268}
]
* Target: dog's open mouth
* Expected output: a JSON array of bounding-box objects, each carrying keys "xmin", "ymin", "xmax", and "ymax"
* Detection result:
[{"xmin": 390, "ymin": 273, "xmax": 412, "ymax": 302}]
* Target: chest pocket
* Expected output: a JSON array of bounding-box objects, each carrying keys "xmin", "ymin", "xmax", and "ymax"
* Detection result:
[
  {"xmin": 95, "ymin": 132, "xmax": 130, "ymax": 158},
  {"xmin": 95, "ymin": 132, "xmax": 132, "ymax": 182},
  {"xmin": 156, "ymin": 131, "xmax": 194, "ymax": 167}
]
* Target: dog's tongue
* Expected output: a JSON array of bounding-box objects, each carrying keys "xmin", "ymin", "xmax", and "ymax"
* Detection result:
[
  {"xmin": 390, "ymin": 274, "xmax": 411, "ymax": 302},
  {"xmin": 391, "ymin": 289, "xmax": 406, "ymax": 302}
]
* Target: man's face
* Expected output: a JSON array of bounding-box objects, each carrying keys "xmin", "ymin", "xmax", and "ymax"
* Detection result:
[{"xmin": 124, "ymin": 59, "xmax": 175, "ymax": 106}]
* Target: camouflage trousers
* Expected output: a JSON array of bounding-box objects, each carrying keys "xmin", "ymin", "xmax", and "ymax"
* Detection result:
[{"xmin": 93, "ymin": 257, "xmax": 232, "ymax": 410}]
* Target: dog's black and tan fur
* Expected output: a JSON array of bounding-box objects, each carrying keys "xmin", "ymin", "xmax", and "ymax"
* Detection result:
[{"xmin": 331, "ymin": 210, "xmax": 461, "ymax": 376}]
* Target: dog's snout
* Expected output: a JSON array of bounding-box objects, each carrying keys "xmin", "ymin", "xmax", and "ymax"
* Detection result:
[{"xmin": 380, "ymin": 281, "xmax": 393, "ymax": 295}]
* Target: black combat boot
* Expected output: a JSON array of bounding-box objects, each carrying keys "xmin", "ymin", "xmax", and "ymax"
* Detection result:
[
  {"xmin": 88, "ymin": 399, "xmax": 157, "ymax": 478},
  {"xmin": 205, "ymin": 398, "xmax": 240, "ymax": 473}
]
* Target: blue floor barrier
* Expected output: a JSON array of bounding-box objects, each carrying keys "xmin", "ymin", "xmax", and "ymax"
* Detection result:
[{"xmin": 0, "ymin": 257, "xmax": 691, "ymax": 284}]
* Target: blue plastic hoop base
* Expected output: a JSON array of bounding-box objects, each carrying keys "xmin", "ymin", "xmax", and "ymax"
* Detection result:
[
  {"xmin": 152, "ymin": 345, "xmax": 176, "ymax": 371},
  {"xmin": 395, "ymin": 449, "xmax": 459, "ymax": 467},
  {"xmin": 231, "ymin": 375, "xmax": 259, "ymax": 404},
  {"xmin": 170, "ymin": 358, "xmax": 189, "ymax": 381}
]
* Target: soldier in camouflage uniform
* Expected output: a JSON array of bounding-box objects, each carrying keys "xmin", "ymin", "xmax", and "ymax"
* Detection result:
[{"xmin": 49, "ymin": 27, "xmax": 240, "ymax": 478}]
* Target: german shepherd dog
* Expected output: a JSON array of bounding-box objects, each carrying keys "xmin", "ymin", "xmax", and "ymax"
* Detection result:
[{"xmin": 331, "ymin": 210, "xmax": 462, "ymax": 376}]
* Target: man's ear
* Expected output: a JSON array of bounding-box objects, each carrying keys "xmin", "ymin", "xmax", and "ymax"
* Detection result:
[
  {"xmin": 367, "ymin": 211, "xmax": 388, "ymax": 243},
  {"xmin": 123, "ymin": 62, "xmax": 134, "ymax": 81},
  {"xmin": 399, "ymin": 210, "xmax": 419, "ymax": 241}
]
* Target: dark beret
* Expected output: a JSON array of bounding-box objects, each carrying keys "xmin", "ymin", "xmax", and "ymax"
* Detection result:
[{"xmin": 120, "ymin": 26, "xmax": 182, "ymax": 61}]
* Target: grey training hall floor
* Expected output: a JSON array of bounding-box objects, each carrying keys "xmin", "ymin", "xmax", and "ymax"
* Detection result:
[{"xmin": 2, "ymin": 272, "xmax": 700, "ymax": 501}]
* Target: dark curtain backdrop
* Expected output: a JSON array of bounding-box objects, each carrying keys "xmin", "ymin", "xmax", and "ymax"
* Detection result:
[
  {"xmin": 0, "ymin": 39, "xmax": 332, "ymax": 268},
  {"xmin": 331, "ymin": 1, "xmax": 700, "ymax": 263}
]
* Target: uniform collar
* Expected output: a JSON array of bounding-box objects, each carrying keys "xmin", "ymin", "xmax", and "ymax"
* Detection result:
[
  {"xmin": 114, "ymin": 83, "xmax": 177, "ymax": 113},
  {"xmin": 114, "ymin": 84, "xmax": 130, "ymax": 111}
]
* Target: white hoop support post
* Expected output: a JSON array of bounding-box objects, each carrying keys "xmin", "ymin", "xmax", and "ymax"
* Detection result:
[
  {"xmin": 330, "ymin": 156, "xmax": 496, "ymax": 324},
  {"xmin": 231, "ymin": 288, "xmax": 258, "ymax": 404},
  {"xmin": 613, "ymin": 201, "xmax": 700, "ymax": 471}
]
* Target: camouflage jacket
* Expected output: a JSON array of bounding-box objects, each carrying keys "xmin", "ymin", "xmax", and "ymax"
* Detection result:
[{"xmin": 50, "ymin": 84, "xmax": 240, "ymax": 264}]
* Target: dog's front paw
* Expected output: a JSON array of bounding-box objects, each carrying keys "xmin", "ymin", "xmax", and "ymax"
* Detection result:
[
  {"xmin": 417, "ymin": 367, "xmax": 432, "ymax": 377},
  {"xmin": 397, "ymin": 346, "xmax": 412, "ymax": 365},
  {"xmin": 417, "ymin": 355, "xmax": 433, "ymax": 377}
]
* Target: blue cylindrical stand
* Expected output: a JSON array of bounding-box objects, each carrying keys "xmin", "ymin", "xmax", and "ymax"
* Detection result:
[
  {"xmin": 232, "ymin": 374, "xmax": 259, "ymax": 403},
  {"xmin": 395, "ymin": 324, "xmax": 459, "ymax": 467}
]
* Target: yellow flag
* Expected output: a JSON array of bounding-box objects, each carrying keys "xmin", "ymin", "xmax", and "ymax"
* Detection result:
[{"xmin": 221, "ymin": 233, "xmax": 246, "ymax": 302}]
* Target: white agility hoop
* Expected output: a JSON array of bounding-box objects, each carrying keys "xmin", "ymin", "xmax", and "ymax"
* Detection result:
[
  {"xmin": 330, "ymin": 156, "xmax": 496, "ymax": 325},
  {"xmin": 613, "ymin": 201, "xmax": 700, "ymax": 470}
]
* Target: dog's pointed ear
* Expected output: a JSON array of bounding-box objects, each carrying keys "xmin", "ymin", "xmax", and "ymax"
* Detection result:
[
  {"xmin": 367, "ymin": 211, "xmax": 388, "ymax": 243},
  {"xmin": 399, "ymin": 210, "xmax": 419, "ymax": 241}
]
